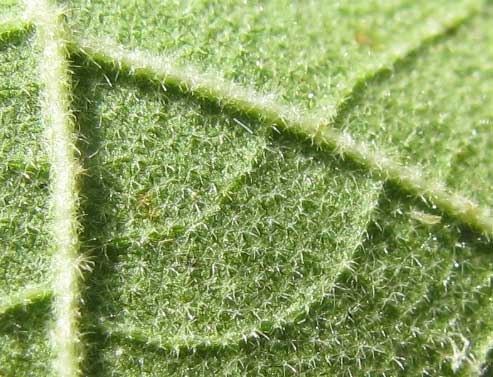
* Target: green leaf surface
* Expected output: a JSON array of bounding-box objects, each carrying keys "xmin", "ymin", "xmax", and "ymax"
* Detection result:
[
  {"xmin": 337, "ymin": 5, "xmax": 493, "ymax": 208},
  {"xmin": 67, "ymin": 0, "xmax": 480, "ymax": 115},
  {"xmin": 0, "ymin": 37, "xmax": 51, "ymax": 299},
  {"xmin": 0, "ymin": 0, "xmax": 492, "ymax": 376}
]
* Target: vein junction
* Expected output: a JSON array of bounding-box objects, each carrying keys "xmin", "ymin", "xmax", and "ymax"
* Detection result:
[{"xmin": 0, "ymin": 2, "xmax": 492, "ymax": 374}]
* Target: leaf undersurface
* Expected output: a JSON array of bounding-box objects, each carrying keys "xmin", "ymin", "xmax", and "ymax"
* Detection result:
[{"xmin": 0, "ymin": 0, "xmax": 492, "ymax": 376}]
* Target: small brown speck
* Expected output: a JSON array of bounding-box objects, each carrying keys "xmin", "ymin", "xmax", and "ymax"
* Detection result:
[{"xmin": 355, "ymin": 31, "xmax": 373, "ymax": 47}]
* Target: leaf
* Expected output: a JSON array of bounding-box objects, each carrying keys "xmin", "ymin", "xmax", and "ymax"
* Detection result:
[{"xmin": 0, "ymin": 0, "xmax": 492, "ymax": 376}]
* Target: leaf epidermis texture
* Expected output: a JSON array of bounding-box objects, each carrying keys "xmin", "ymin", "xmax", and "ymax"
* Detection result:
[{"xmin": 1, "ymin": 0, "xmax": 493, "ymax": 376}]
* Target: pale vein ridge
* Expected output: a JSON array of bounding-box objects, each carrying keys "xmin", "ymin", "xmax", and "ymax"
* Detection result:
[
  {"xmin": 1, "ymin": 0, "xmax": 492, "ymax": 370},
  {"xmin": 180, "ymin": 125, "xmax": 272, "ymax": 236},
  {"xmin": 27, "ymin": 0, "xmax": 83, "ymax": 376},
  {"xmin": 6, "ymin": 8, "xmax": 493, "ymax": 235},
  {"xmin": 73, "ymin": 10, "xmax": 493, "ymax": 237}
]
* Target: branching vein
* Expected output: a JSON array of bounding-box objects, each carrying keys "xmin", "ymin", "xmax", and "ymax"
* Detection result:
[
  {"xmin": 1, "ymin": 0, "xmax": 492, "ymax": 373},
  {"xmin": 73, "ymin": 21, "xmax": 493, "ymax": 237},
  {"xmin": 6, "ymin": 8, "xmax": 493, "ymax": 236}
]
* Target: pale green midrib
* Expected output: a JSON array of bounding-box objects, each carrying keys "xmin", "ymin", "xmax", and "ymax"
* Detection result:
[
  {"xmin": 0, "ymin": 8, "xmax": 492, "ymax": 358},
  {"xmin": 0, "ymin": 123, "xmax": 375, "ymax": 351},
  {"xmin": 2, "ymin": 7, "xmax": 492, "ymax": 236},
  {"xmin": 27, "ymin": 0, "xmax": 83, "ymax": 376}
]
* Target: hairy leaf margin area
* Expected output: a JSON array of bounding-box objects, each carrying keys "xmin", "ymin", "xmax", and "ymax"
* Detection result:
[{"xmin": 0, "ymin": 0, "xmax": 493, "ymax": 376}]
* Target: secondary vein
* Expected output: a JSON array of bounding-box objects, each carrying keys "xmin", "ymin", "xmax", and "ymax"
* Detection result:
[
  {"xmin": 74, "ymin": 23, "xmax": 493, "ymax": 237},
  {"xmin": 7, "ymin": 5, "xmax": 492, "ymax": 236}
]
